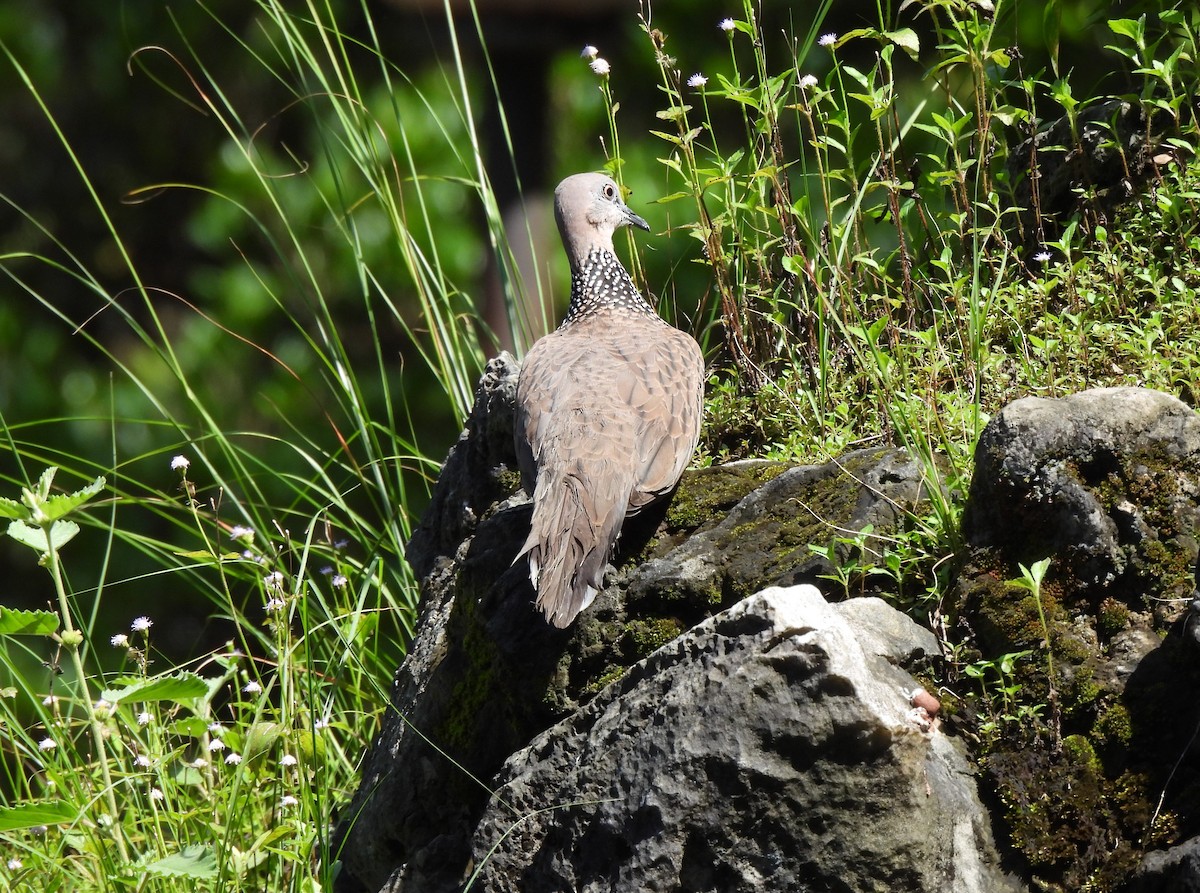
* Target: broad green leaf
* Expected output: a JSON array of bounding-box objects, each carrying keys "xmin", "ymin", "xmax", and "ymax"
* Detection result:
[
  {"xmin": 884, "ymin": 28, "xmax": 920, "ymax": 60},
  {"xmin": 143, "ymin": 845, "xmax": 219, "ymax": 879},
  {"xmin": 0, "ymin": 607, "xmax": 59, "ymax": 636},
  {"xmin": 0, "ymin": 800, "xmax": 76, "ymax": 831},
  {"xmin": 1107, "ymin": 18, "xmax": 1143, "ymax": 44},
  {"xmin": 102, "ymin": 672, "xmax": 208, "ymax": 705},
  {"xmin": 7, "ymin": 518, "xmax": 80, "ymax": 553},
  {"xmin": 166, "ymin": 716, "xmax": 210, "ymax": 738}
]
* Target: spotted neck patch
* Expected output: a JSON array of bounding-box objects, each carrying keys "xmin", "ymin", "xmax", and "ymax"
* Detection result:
[{"xmin": 561, "ymin": 248, "xmax": 659, "ymax": 326}]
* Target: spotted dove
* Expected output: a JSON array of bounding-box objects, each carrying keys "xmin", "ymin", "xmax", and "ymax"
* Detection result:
[{"xmin": 514, "ymin": 173, "xmax": 705, "ymax": 628}]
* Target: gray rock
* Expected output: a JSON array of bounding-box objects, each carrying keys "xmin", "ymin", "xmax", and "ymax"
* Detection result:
[
  {"xmin": 463, "ymin": 586, "xmax": 1022, "ymax": 893},
  {"xmin": 1122, "ymin": 835, "xmax": 1200, "ymax": 893},
  {"xmin": 334, "ymin": 362, "xmax": 954, "ymax": 893},
  {"xmin": 963, "ymin": 386, "xmax": 1200, "ymax": 607}
]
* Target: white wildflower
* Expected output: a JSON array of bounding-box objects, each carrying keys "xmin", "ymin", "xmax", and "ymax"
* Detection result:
[
  {"xmin": 280, "ymin": 794, "xmax": 299, "ymax": 808},
  {"xmin": 818, "ymin": 33, "xmax": 837, "ymax": 47},
  {"xmin": 589, "ymin": 58, "xmax": 610, "ymax": 76},
  {"xmin": 149, "ymin": 787, "xmax": 164, "ymax": 802},
  {"xmin": 800, "ymin": 74, "xmax": 819, "ymax": 89},
  {"xmin": 265, "ymin": 571, "xmax": 285, "ymax": 590},
  {"xmin": 170, "ymin": 455, "xmax": 190, "ymax": 471},
  {"xmin": 224, "ymin": 752, "xmax": 242, "ymax": 766},
  {"xmin": 6, "ymin": 858, "xmax": 21, "ymax": 870},
  {"xmin": 687, "ymin": 73, "xmax": 707, "ymax": 88},
  {"xmin": 110, "ymin": 633, "xmax": 129, "ymax": 648},
  {"xmin": 229, "ymin": 525, "xmax": 254, "ymax": 541},
  {"xmin": 280, "ymin": 753, "xmax": 298, "ymax": 768},
  {"xmin": 332, "ymin": 574, "xmax": 348, "ymax": 589},
  {"xmin": 243, "ymin": 680, "xmax": 262, "ymax": 695},
  {"xmin": 137, "ymin": 711, "xmax": 151, "ymax": 727},
  {"xmin": 207, "ymin": 738, "xmax": 226, "ymax": 752},
  {"xmin": 719, "ymin": 18, "xmax": 736, "ymax": 32},
  {"xmin": 265, "ymin": 597, "xmax": 286, "ymax": 613},
  {"xmin": 134, "ymin": 754, "xmax": 151, "ymax": 768},
  {"xmin": 1034, "ymin": 250, "xmax": 1052, "ymax": 263},
  {"xmin": 38, "ymin": 737, "xmax": 56, "ymax": 752},
  {"xmin": 131, "ymin": 616, "xmax": 152, "ymax": 633},
  {"xmin": 580, "ymin": 45, "xmax": 598, "ymax": 60}
]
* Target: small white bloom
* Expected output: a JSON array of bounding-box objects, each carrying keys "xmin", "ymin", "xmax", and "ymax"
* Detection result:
[
  {"xmin": 319, "ymin": 565, "xmax": 333, "ymax": 576},
  {"xmin": 208, "ymin": 738, "xmax": 226, "ymax": 752},
  {"xmin": 207, "ymin": 722, "xmax": 224, "ymax": 735},
  {"xmin": 1034, "ymin": 250, "xmax": 1052, "ymax": 263},
  {"xmin": 332, "ymin": 574, "xmax": 348, "ymax": 589},
  {"xmin": 170, "ymin": 455, "xmax": 190, "ymax": 471},
  {"xmin": 96, "ymin": 814, "xmax": 113, "ymax": 828},
  {"xmin": 313, "ymin": 718, "xmax": 330, "ymax": 731},
  {"xmin": 280, "ymin": 753, "xmax": 298, "ymax": 767},
  {"xmin": 224, "ymin": 752, "xmax": 242, "ymax": 765},
  {"xmin": 719, "ymin": 18, "xmax": 736, "ymax": 32},
  {"xmin": 137, "ymin": 711, "xmax": 151, "ymax": 727},
  {"xmin": 93, "ymin": 699, "xmax": 112, "ymax": 720},
  {"xmin": 280, "ymin": 794, "xmax": 299, "ymax": 808},
  {"xmin": 131, "ymin": 616, "xmax": 152, "ymax": 633},
  {"xmin": 243, "ymin": 680, "xmax": 262, "ymax": 695},
  {"xmin": 7, "ymin": 857, "xmax": 22, "ymax": 870},
  {"xmin": 42, "ymin": 695, "xmax": 57, "ymax": 707},
  {"xmin": 589, "ymin": 58, "xmax": 610, "ymax": 76},
  {"xmin": 149, "ymin": 787, "xmax": 164, "ymax": 801},
  {"xmin": 230, "ymin": 525, "xmax": 254, "ymax": 541},
  {"xmin": 580, "ymin": 44, "xmax": 598, "ymax": 60},
  {"xmin": 818, "ymin": 33, "xmax": 838, "ymax": 47},
  {"xmin": 265, "ymin": 571, "xmax": 285, "ymax": 590},
  {"xmin": 687, "ymin": 73, "xmax": 707, "ymax": 88},
  {"xmin": 110, "ymin": 633, "xmax": 129, "ymax": 648},
  {"xmin": 134, "ymin": 754, "xmax": 151, "ymax": 768},
  {"xmin": 800, "ymin": 74, "xmax": 819, "ymax": 89},
  {"xmin": 191, "ymin": 758, "xmax": 208, "ymax": 769},
  {"xmin": 38, "ymin": 737, "xmax": 56, "ymax": 751},
  {"xmin": 265, "ymin": 597, "xmax": 286, "ymax": 613}
]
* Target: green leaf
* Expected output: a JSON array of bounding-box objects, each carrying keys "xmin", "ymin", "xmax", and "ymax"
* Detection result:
[
  {"xmin": 0, "ymin": 496, "xmax": 26, "ymax": 521},
  {"xmin": 39, "ymin": 476, "xmax": 105, "ymax": 523},
  {"xmin": 0, "ymin": 800, "xmax": 76, "ymax": 831},
  {"xmin": 0, "ymin": 607, "xmax": 59, "ymax": 636},
  {"xmin": 7, "ymin": 519, "xmax": 80, "ymax": 553},
  {"xmin": 143, "ymin": 845, "xmax": 219, "ymax": 879},
  {"xmin": 166, "ymin": 716, "xmax": 210, "ymax": 738},
  {"xmin": 883, "ymin": 28, "xmax": 920, "ymax": 60},
  {"xmin": 102, "ymin": 672, "xmax": 209, "ymax": 705}
]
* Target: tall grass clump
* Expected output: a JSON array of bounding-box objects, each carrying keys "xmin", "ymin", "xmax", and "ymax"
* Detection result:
[{"xmin": 0, "ymin": 0, "xmax": 540, "ymax": 887}]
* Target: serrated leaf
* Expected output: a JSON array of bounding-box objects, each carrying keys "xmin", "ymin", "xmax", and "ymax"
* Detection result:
[
  {"xmin": 654, "ymin": 104, "xmax": 692, "ymax": 121},
  {"xmin": 0, "ymin": 607, "xmax": 59, "ymax": 636},
  {"xmin": 39, "ymin": 476, "xmax": 106, "ymax": 523},
  {"xmin": 102, "ymin": 672, "xmax": 208, "ymax": 705},
  {"xmin": 143, "ymin": 845, "xmax": 219, "ymax": 879},
  {"xmin": 0, "ymin": 496, "xmax": 26, "ymax": 521},
  {"xmin": 0, "ymin": 800, "xmax": 76, "ymax": 831},
  {"xmin": 7, "ymin": 519, "xmax": 80, "ymax": 553}
]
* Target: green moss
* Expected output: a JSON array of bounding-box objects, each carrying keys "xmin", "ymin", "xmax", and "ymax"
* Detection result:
[
  {"xmin": 627, "ymin": 618, "xmax": 682, "ymax": 657},
  {"xmin": 1094, "ymin": 703, "xmax": 1132, "ymax": 747},
  {"xmin": 495, "ymin": 467, "xmax": 522, "ymax": 495},
  {"xmin": 583, "ymin": 665, "xmax": 626, "ymax": 696},
  {"xmin": 1062, "ymin": 734, "xmax": 1102, "ymax": 773},
  {"xmin": 1097, "ymin": 598, "xmax": 1130, "ymax": 639},
  {"xmin": 666, "ymin": 461, "xmax": 789, "ymax": 530},
  {"xmin": 1062, "ymin": 665, "xmax": 1101, "ymax": 716}
]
